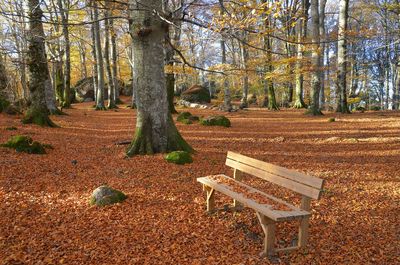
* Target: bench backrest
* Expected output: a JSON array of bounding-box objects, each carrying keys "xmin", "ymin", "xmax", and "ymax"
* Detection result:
[{"xmin": 225, "ymin": 151, "xmax": 325, "ymax": 200}]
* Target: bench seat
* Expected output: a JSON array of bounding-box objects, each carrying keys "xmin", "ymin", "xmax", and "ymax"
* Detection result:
[{"xmin": 197, "ymin": 174, "xmax": 310, "ymax": 222}]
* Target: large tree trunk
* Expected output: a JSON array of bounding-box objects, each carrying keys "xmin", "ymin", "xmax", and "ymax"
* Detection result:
[
  {"xmin": 336, "ymin": 0, "xmax": 350, "ymax": 113},
  {"xmin": 92, "ymin": 0, "xmax": 106, "ymax": 110},
  {"xmin": 293, "ymin": 0, "xmax": 309, "ymax": 109},
  {"xmin": 58, "ymin": 0, "xmax": 71, "ymax": 108},
  {"xmin": 23, "ymin": 0, "xmax": 56, "ymax": 126},
  {"xmin": 126, "ymin": 0, "xmax": 193, "ymax": 156}
]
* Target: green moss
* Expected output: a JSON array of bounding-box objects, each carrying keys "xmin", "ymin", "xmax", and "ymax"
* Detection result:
[
  {"xmin": 5, "ymin": 126, "xmax": 17, "ymax": 131},
  {"xmin": 369, "ymin": 106, "xmax": 380, "ymax": 111},
  {"xmin": 1, "ymin": 135, "xmax": 46, "ymax": 154},
  {"xmin": 177, "ymin": 112, "xmax": 193, "ymax": 122},
  {"xmin": 165, "ymin": 151, "xmax": 193, "ymax": 165},
  {"xmin": 0, "ymin": 96, "xmax": 10, "ymax": 113},
  {"xmin": 200, "ymin": 115, "xmax": 231, "ymax": 127},
  {"xmin": 89, "ymin": 186, "xmax": 127, "ymax": 207},
  {"xmin": 328, "ymin": 117, "xmax": 335, "ymax": 122}
]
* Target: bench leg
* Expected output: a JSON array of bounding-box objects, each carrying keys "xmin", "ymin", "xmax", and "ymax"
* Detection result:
[
  {"xmin": 256, "ymin": 212, "xmax": 276, "ymax": 257},
  {"xmin": 233, "ymin": 169, "xmax": 243, "ymax": 210},
  {"xmin": 204, "ymin": 186, "xmax": 215, "ymax": 212},
  {"xmin": 298, "ymin": 196, "xmax": 311, "ymax": 248},
  {"xmin": 298, "ymin": 216, "xmax": 309, "ymax": 248}
]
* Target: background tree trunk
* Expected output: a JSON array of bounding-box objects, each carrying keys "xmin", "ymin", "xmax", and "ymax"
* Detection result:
[
  {"xmin": 58, "ymin": 0, "xmax": 71, "ymax": 108},
  {"xmin": 293, "ymin": 0, "xmax": 309, "ymax": 109},
  {"xmin": 104, "ymin": 7, "xmax": 116, "ymax": 109},
  {"xmin": 336, "ymin": 0, "xmax": 350, "ymax": 113},
  {"xmin": 219, "ymin": 0, "xmax": 232, "ymax": 112},
  {"xmin": 308, "ymin": 0, "xmax": 322, "ymax": 115},
  {"xmin": 126, "ymin": 0, "xmax": 192, "ymax": 156},
  {"xmin": 92, "ymin": 0, "xmax": 106, "ymax": 110}
]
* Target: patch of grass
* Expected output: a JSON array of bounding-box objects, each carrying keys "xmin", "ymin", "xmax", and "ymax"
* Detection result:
[
  {"xmin": 165, "ymin": 151, "xmax": 193, "ymax": 165},
  {"xmin": 5, "ymin": 126, "xmax": 17, "ymax": 131}
]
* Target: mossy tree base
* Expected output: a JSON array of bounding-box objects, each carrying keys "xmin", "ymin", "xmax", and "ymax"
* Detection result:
[
  {"xmin": 305, "ymin": 108, "xmax": 323, "ymax": 116},
  {"xmin": 126, "ymin": 114, "xmax": 194, "ymax": 156},
  {"xmin": 95, "ymin": 106, "xmax": 107, "ymax": 111},
  {"xmin": 22, "ymin": 108, "xmax": 57, "ymax": 127},
  {"xmin": 293, "ymin": 100, "xmax": 307, "ymax": 109}
]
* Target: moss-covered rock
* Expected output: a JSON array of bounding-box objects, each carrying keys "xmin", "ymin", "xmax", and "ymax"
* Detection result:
[
  {"xmin": 5, "ymin": 126, "xmax": 17, "ymax": 131},
  {"xmin": 200, "ymin": 115, "xmax": 231, "ymax": 127},
  {"xmin": 180, "ymin": 85, "xmax": 211, "ymax": 103},
  {"xmin": 176, "ymin": 112, "xmax": 199, "ymax": 125},
  {"xmin": 1, "ymin": 135, "xmax": 46, "ymax": 154},
  {"xmin": 89, "ymin": 185, "xmax": 127, "ymax": 206},
  {"xmin": 180, "ymin": 119, "xmax": 192, "ymax": 125},
  {"xmin": 327, "ymin": 117, "xmax": 335, "ymax": 122},
  {"xmin": 177, "ymin": 112, "xmax": 192, "ymax": 122},
  {"xmin": 165, "ymin": 151, "xmax": 193, "ymax": 165}
]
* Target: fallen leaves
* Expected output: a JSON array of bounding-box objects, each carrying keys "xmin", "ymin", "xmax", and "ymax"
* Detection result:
[{"xmin": 0, "ymin": 100, "xmax": 399, "ymax": 264}]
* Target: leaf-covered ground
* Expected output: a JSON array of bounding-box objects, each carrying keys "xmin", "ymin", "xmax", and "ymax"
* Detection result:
[{"xmin": 1, "ymin": 100, "xmax": 399, "ymax": 264}]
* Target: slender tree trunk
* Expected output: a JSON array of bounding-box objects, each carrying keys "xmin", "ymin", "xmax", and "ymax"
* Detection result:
[
  {"xmin": 90, "ymin": 9, "xmax": 98, "ymax": 103},
  {"xmin": 319, "ymin": 0, "xmax": 327, "ymax": 109},
  {"xmin": 219, "ymin": 0, "xmax": 232, "ymax": 111},
  {"xmin": 104, "ymin": 8, "xmax": 116, "ymax": 109},
  {"xmin": 336, "ymin": 0, "xmax": 350, "ymax": 113},
  {"xmin": 293, "ymin": 0, "xmax": 309, "ymax": 108},
  {"xmin": 23, "ymin": 0, "xmax": 56, "ymax": 126},
  {"xmin": 109, "ymin": 13, "xmax": 120, "ymax": 103},
  {"xmin": 58, "ymin": 0, "xmax": 71, "ymax": 107},
  {"xmin": 0, "ymin": 55, "xmax": 9, "ymax": 106},
  {"xmin": 92, "ymin": 0, "xmax": 106, "ymax": 110},
  {"xmin": 240, "ymin": 36, "xmax": 249, "ymax": 108},
  {"xmin": 308, "ymin": 0, "xmax": 322, "ymax": 115},
  {"xmin": 126, "ymin": 0, "xmax": 193, "ymax": 156}
]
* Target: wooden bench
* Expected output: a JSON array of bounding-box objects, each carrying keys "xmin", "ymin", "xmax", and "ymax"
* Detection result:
[{"xmin": 197, "ymin": 151, "xmax": 325, "ymax": 257}]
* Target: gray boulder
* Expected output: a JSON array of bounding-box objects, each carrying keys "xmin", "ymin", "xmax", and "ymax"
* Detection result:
[{"xmin": 89, "ymin": 185, "xmax": 127, "ymax": 206}]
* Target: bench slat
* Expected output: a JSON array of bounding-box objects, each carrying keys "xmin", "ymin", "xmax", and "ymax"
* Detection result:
[
  {"xmin": 197, "ymin": 175, "xmax": 310, "ymax": 221},
  {"xmin": 226, "ymin": 158, "xmax": 322, "ymax": 199},
  {"xmin": 227, "ymin": 151, "xmax": 325, "ymax": 190}
]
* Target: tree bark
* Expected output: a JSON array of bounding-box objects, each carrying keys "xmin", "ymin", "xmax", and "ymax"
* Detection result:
[
  {"xmin": 308, "ymin": 0, "xmax": 322, "ymax": 115},
  {"xmin": 336, "ymin": 0, "xmax": 350, "ymax": 113},
  {"xmin": 23, "ymin": 0, "xmax": 56, "ymax": 126},
  {"xmin": 126, "ymin": 0, "xmax": 193, "ymax": 156}
]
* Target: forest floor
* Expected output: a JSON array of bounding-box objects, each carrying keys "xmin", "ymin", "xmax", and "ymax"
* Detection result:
[{"xmin": 1, "ymin": 98, "xmax": 399, "ymax": 265}]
